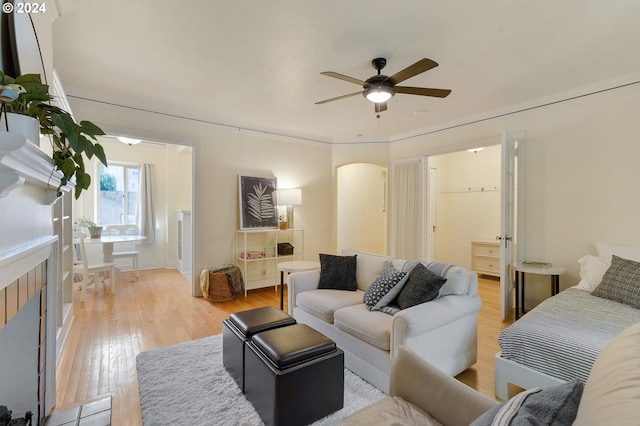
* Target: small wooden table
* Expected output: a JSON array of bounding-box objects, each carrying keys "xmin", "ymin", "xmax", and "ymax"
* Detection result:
[
  {"xmin": 277, "ymin": 261, "xmax": 320, "ymax": 310},
  {"xmin": 512, "ymin": 262, "xmax": 567, "ymax": 320}
]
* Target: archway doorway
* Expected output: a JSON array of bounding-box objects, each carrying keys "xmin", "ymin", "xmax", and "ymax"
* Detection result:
[{"xmin": 336, "ymin": 163, "xmax": 387, "ymax": 254}]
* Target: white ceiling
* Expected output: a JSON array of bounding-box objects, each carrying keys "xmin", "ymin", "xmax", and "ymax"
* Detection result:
[{"xmin": 51, "ymin": 0, "xmax": 640, "ymax": 144}]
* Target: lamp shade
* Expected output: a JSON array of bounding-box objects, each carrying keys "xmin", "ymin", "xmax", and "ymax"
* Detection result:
[{"xmin": 277, "ymin": 188, "xmax": 302, "ymax": 205}]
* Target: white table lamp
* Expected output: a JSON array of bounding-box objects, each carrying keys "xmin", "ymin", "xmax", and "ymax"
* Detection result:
[{"xmin": 277, "ymin": 188, "xmax": 302, "ymax": 228}]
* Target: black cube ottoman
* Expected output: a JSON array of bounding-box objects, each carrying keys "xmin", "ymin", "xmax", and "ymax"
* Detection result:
[
  {"xmin": 244, "ymin": 323, "xmax": 344, "ymax": 426},
  {"xmin": 223, "ymin": 306, "xmax": 296, "ymax": 392}
]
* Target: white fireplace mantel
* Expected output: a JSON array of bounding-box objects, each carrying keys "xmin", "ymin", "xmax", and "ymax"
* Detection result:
[
  {"xmin": 0, "ymin": 131, "xmax": 65, "ymax": 197},
  {"xmin": 0, "ymin": 130, "xmax": 75, "ymax": 422}
]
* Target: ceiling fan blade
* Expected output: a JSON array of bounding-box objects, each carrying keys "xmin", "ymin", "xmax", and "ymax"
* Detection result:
[
  {"xmin": 388, "ymin": 58, "xmax": 439, "ymax": 84},
  {"xmin": 374, "ymin": 102, "xmax": 387, "ymax": 113},
  {"xmin": 320, "ymin": 71, "xmax": 366, "ymax": 86},
  {"xmin": 395, "ymin": 86, "xmax": 451, "ymax": 98},
  {"xmin": 315, "ymin": 91, "xmax": 363, "ymax": 105}
]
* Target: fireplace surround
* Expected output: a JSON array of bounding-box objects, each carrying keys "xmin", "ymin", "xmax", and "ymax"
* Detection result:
[
  {"xmin": 0, "ymin": 256, "xmax": 50, "ymax": 424},
  {"xmin": 1, "ymin": 130, "xmax": 73, "ymax": 425}
]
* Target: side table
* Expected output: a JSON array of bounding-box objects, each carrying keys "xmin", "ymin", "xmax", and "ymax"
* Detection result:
[
  {"xmin": 512, "ymin": 262, "xmax": 567, "ymax": 320},
  {"xmin": 277, "ymin": 261, "xmax": 321, "ymax": 310}
]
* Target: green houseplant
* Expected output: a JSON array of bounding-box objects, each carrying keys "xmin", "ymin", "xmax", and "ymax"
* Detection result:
[{"xmin": 0, "ymin": 71, "xmax": 108, "ymax": 199}]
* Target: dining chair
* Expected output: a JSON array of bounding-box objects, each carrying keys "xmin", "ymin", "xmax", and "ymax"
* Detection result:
[
  {"xmin": 73, "ymin": 232, "xmax": 116, "ymax": 301},
  {"xmin": 105, "ymin": 224, "xmax": 141, "ymax": 277}
]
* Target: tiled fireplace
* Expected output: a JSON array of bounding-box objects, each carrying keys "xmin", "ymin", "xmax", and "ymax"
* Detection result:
[{"xmin": 0, "ymin": 256, "xmax": 52, "ymax": 424}]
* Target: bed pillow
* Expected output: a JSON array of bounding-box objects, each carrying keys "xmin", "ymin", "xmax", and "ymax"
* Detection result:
[
  {"xmin": 576, "ymin": 255, "xmax": 610, "ymax": 292},
  {"xmin": 595, "ymin": 242, "xmax": 640, "ymax": 262},
  {"xmin": 318, "ymin": 253, "xmax": 357, "ymax": 291},
  {"xmin": 362, "ymin": 266, "xmax": 407, "ymax": 310},
  {"xmin": 394, "ymin": 262, "xmax": 447, "ymax": 310},
  {"xmin": 471, "ymin": 380, "xmax": 584, "ymax": 426},
  {"xmin": 591, "ymin": 255, "xmax": 640, "ymax": 309}
]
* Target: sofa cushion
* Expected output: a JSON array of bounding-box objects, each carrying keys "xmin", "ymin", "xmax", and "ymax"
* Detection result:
[
  {"xmin": 396, "ymin": 260, "xmax": 471, "ymax": 296},
  {"xmin": 591, "ymin": 255, "xmax": 640, "ymax": 309},
  {"xmin": 363, "ymin": 266, "xmax": 407, "ymax": 310},
  {"xmin": 318, "ymin": 253, "xmax": 357, "ymax": 291},
  {"xmin": 372, "ymin": 271, "xmax": 410, "ymax": 312},
  {"xmin": 342, "ymin": 249, "xmax": 393, "ymax": 291},
  {"xmin": 395, "ymin": 263, "xmax": 447, "ymax": 310},
  {"xmin": 427, "ymin": 263, "xmax": 463, "ymax": 296},
  {"xmin": 296, "ymin": 289, "xmax": 364, "ymax": 323},
  {"xmin": 573, "ymin": 321, "xmax": 640, "ymax": 425},
  {"xmin": 471, "ymin": 379, "xmax": 583, "ymax": 426},
  {"xmin": 337, "ymin": 395, "xmax": 441, "ymax": 426},
  {"xmin": 334, "ymin": 304, "xmax": 392, "ymax": 350}
]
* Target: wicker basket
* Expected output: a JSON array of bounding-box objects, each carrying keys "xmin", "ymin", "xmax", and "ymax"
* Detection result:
[{"xmin": 208, "ymin": 270, "xmax": 235, "ymax": 302}]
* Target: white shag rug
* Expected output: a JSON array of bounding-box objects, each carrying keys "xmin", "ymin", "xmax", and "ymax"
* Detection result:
[{"xmin": 136, "ymin": 334, "xmax": 385, "ymax": 425}]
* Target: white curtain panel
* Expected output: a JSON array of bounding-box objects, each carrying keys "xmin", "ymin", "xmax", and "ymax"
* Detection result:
[
  {"xmin": 138, "ymin": 163, "xmax": 156, "ymax": 244},
  {"xmin": 390, "ymin": 158, "xmax": 423, "ymax": 259}
]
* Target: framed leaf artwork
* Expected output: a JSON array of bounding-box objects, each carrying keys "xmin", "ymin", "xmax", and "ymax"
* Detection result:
[{"xmin": 238, "ymin": 174, "xmax": 278, "ymax": 230}]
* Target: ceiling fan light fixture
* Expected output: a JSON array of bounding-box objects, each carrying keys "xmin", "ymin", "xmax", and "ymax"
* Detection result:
[{"xmin": 364, "ymin": 85, "xmax": 394, "ymax": 103}]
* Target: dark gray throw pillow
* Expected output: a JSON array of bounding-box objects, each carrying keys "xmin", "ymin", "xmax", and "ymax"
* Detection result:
[
  {"xmin": 394, "ymin": 262, "xmax": 447, "ymax": 309},
  {"xmin": 591, "ymin": 255, "xmax": 640, "ymax": 309},
  {"xmin": 470, "ymin": 379, "xmax": 584, "ymax": 426},
  {"xmin": 363, "ymin": 266, "xmax": 407, "ymax": 309},
  {"xmin": 318, "ymin": 253, "xmax": 357, "ymax": 291}
]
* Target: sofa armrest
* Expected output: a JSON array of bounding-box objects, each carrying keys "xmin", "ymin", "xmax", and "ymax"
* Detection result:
[
  {"xmin": 391, "ymin": 346, "xmax": 497, "ymax": 426},
  {"xmin": 392, "ymin": 294, "xmax": 482, "ymax": 341},
  {"xmin": 287, "ymin": 269, "xmax": 321, "ymax": 314}
]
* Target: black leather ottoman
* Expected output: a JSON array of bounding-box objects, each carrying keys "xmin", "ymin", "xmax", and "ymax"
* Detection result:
[
  {"xmin": 244, "ymin": 323, "xmax": 344, "ymax": 426},
  {"xmin": 223, "ymin": 306, "xmax": 296, "ymax": 392}
]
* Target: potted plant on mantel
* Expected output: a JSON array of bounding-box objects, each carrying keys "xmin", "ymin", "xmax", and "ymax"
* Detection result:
[{"xmin": 0, "ymin": 71, "xmax": 108, "ymax": 199}]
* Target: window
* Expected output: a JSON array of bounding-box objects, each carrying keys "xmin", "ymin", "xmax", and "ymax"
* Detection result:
[{"xmin": 99, "ymin": 163, "xmax": 140, "ymax": 225}]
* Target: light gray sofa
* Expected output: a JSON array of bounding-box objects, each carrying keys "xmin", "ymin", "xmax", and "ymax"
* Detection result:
[
  {"xmin": 287, "ymin": 249, "xmax": 481, "ymax": 393},
  {"xmin": 339, "ymin": 321, "xmax": 640, "ymax": 425}
]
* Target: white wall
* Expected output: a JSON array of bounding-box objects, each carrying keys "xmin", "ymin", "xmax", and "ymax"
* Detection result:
[
  {"xmin": 73, "ymin": 87, "xmax": 640, "ymax": 307},
  {"xmin": 432, "ymin": 145, "xmax": 501, "ymax": 269},
  {"xmin": 65, "ymin": 97, "xmax": 334, "ymax": 292},
  {"xmin": 388, "ymin": 84, "xmax": 640, "ymax": 304},
  {"xmin": 332, "ymin": 143, "xmax": 390, "ymax": 252},
  {"xmin": 336, "ymin": 163, "xmax": 387, "ymax": 254}
]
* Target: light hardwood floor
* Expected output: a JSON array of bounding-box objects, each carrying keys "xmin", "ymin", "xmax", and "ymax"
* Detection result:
[{"xmin": 53, "ymin": 269, "xmax": 514, "ymax": 425}]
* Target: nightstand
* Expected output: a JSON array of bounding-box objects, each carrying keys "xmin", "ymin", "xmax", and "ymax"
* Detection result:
[{"xmin": 512, "ymin": 262, "xmax": 567, "ymax": 320}]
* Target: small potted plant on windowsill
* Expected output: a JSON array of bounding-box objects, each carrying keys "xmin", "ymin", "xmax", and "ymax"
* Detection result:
[
  {"xmin": 77, "ymin": 217, "xmax": 103, "ymax": 238},
  {"xmin": 0, "ymin": 71, "xmax": 108, "ymax": 199}
]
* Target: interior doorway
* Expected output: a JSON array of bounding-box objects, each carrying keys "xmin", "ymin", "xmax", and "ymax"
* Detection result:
[
  {"xmin": 427, "ymin": 145, "xmax": 502, "ymax": 270},
  {"xmin": 336, "ymin": 163, "xmax": 387, "ymax": 254}
]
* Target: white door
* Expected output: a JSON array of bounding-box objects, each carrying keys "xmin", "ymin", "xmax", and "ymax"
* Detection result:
[
  {"xmin": 500, "ymin": 130, "xmax": 526, "ymax": 319},
  {"xmin": 426, "ymin": 164, "xmax": 438, "ymax": 262}
]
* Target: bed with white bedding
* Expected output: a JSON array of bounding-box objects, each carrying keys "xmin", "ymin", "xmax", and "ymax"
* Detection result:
[
  {"xmin": 495, "ymin": 286, "xmax": 640, "ymax": 400},
  {"xmin": 495, "ymin": 243, "xmax": 640, "ymax": 400}
]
